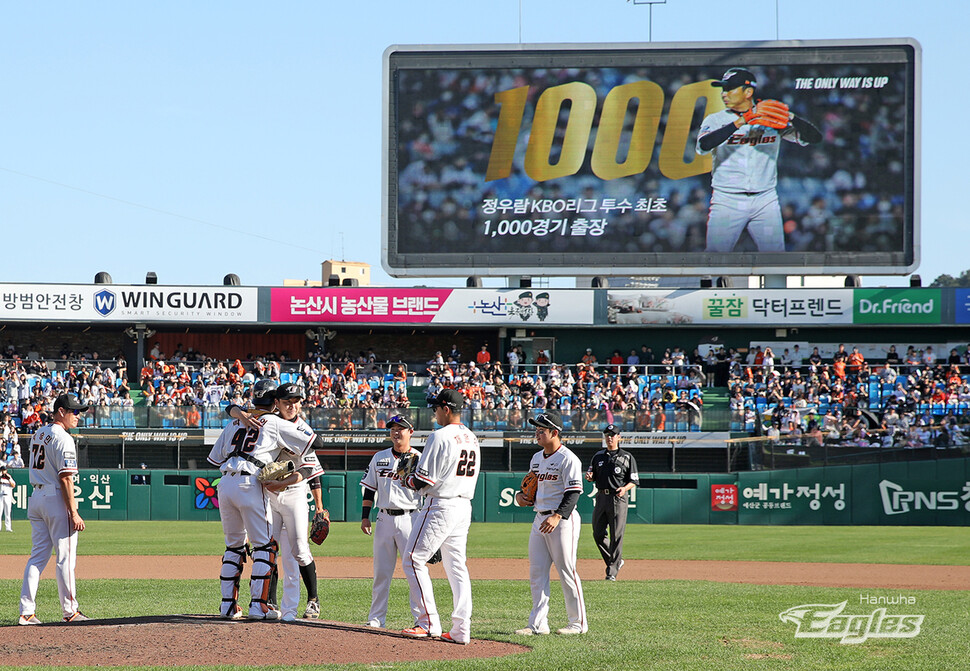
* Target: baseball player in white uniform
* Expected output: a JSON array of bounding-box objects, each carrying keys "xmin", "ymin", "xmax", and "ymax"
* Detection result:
[
  {"xmin": 514, "ymin": 411, "xmax": 587, "ymax": 635},
  {"xmin": 226, "ymin": 384, "xmax": 326, "ymax": 622},
  {"xmin": 360, "ymin": 414, "xmax": 423, "ymax": 628},
  {"xmin": 207, "ymin": 379, "xmax": 317, "ymax": 621},
  {"xmin": 696, "ymin": 67, "xmax": 822, "ymax": 253},
  {"xmin": 19, "ymin": 394, "xmax": 90, "ymax": 625},
  {"xmin": 401, "ymin": 389, "xmax": 480, "ymax": 645},
  {"xmin": 0, "ymin": 465, "xmax": 15, "ymax": 532}
]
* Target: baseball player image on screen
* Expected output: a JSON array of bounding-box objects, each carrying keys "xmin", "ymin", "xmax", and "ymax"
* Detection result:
[
  {"xmin": 19, "ymin": 394, "xmax": 90, "ymax": 625},
  {"xmin": 514, "ymin": 411, "xmax": 588, "ymax": 636},
  {"xmin": 400, "ymin": 389, "xmax": 481, "ymax": 645},
  {"xmin": 696, "ymin": 67, "xmax": 822, "ymax": 253},
  {"xmin": 207, "ymin": 378, "xmax": 317, "ymax": 621},
  {"xmin": 360, "ymin": 414, "xmax": 423, "ymax": 629}
]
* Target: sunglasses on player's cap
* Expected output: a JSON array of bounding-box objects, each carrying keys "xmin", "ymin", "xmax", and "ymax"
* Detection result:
[
  {"xmin": 528, "ymin": 412, "xmax": 564, "ymax": 432},
  {"xmin": 386, "ymin": 415, "xmax": 414, "ymax": 431}
]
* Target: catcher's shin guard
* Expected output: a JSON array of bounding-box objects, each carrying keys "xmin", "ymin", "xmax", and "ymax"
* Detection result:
[
  {"xmin": 249, "ymin": 540, "xmax": 279, "ymax": 613},
  {"xmin": 220, "ymin": 544, "xmax": 248, "ymax": 616}
]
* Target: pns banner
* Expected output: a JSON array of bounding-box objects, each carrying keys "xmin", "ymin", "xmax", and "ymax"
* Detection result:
[{"xmin": 270, "ymin": 288, "xmax": 594, "ymax": 325}]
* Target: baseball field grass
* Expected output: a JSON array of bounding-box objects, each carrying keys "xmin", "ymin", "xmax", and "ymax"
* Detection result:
[{"xmin": 2, "ymin": 522, "xmax": 969, "ymax": 670}]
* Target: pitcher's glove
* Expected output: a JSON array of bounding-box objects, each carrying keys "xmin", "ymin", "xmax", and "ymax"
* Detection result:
[
  {"xmin": 310, "ymin": 509, "xmax": 330, "ymax": 545},
  {"xmin": 750, "ymin": 99, "xmax": 790, "ymax": 129},
  {"xmin": 519, "ymin": 471, "xmax": 539, "ymax": 506},
  {"xmin": 257, "ymin": 460, "xmax": 294, "ymax": 483},
  {"xmin": 427, "ymin": 547, "xmax": 443, "ymax": 565},
  {"xmin": 395, "ymin": 452, "xmax": 420, "ymax": 489}
]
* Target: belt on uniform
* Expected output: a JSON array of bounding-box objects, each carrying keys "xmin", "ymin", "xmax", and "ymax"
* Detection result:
[
  {"xmin": 381, "ymin": 508, "xmax": 415, "ymax": 516},
  {"xmin": 538, "ymin": 510, "xmax": 556, "ymax": 515},
  {"xmin": 223, "ymin": 471, "xmax": 256, "ymax": 477},
  {"xmin": 599, "ymin": 488, "xmax": 616, "ymax": 496}
]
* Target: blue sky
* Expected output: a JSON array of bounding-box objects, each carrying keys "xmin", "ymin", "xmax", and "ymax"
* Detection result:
[{"xmin": 1, "ymin": 1, "xmax": 963, "ymax": 288}]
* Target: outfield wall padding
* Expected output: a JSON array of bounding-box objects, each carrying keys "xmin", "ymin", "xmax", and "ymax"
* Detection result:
[{"xmin": 5, "ymin": 458, "xmax": 968, "ymax": 525}]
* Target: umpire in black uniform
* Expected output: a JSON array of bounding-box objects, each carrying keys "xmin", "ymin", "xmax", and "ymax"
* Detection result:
[{"xmin": 585, "ymin": 424, "xmax": 639, "ymax": 581}]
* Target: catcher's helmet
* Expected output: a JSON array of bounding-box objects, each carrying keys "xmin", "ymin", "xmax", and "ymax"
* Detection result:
[{"xmin": 252, "ymin": 379, "xmax": 279, "ymax": 406}]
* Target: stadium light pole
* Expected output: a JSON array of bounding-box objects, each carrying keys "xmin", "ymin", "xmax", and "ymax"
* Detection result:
[{"xmin": 629, "ymin": 0, "xmax": 667, "ymax": 43}]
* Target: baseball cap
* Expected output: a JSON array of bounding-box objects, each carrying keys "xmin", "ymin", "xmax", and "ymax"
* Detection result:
[
  {"xmin": 603, "ymin": 424, "xmax": 620, "ymax": 436},
  {"xmin": 53, "ymin": 393, "xmax": 89, "ymax": 413},
  {"xmin": 275, "ymin": 383, "xmax": 305, "ymax": 400},
  {"xmin": 529, "ymin": 412, "xmax": 564, "ymax": 432},
  {"xmin": 711, "ymin": 67, "xmax": 757, "ymax": 90},
  {"xmin": 430, "ymin": 389, "xmax": 465, "ymax": 411},
  {"xmin": 387, "ymin": 415, "xmax": 414, "ymax": 431}
]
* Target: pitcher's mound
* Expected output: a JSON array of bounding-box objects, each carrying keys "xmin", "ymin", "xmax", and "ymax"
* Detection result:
[{"xmin": 3, "ymin": 615, "xmax": 528, "ymax": 667}]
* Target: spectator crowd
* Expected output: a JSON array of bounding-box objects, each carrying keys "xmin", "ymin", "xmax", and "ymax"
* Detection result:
[{"xmin": 726, "ymin": 343, "xmax": 970, "ymax": 449}]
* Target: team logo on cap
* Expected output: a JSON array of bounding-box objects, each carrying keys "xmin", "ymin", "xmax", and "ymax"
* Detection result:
[{"xmin": 94, "ymin": 289, "xmax": 116, "ymax": 317}]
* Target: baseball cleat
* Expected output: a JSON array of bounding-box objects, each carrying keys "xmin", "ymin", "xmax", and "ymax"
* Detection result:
[
  {"xmin": 514, "ymin": 627, "xmax": 549, "ymax": 635},
  {"xmin": 402, "ymin": 626, "xmax": 430, "ymax": 638},
  {"xmin": 281, "ymin": 613, "xmax": 297, "ymax": 622},
  {"xmin": 440, "ymin": 632, "xmax": 468, "ymax": 645},
  {"xmin": 556, "ymin": 624, "xmax": 585, "ymax": 635},
  {"xmin": 18, "ymin": 614, "xmax": 42, "ymax": 626},
  {"xmin": 303, "ymin": 598, "xmax": 320, "ymax": 619},
  {"xmin": 366, "ymin": 620, "xmax": 382, "ymax": 628},
  {"xmin": 64, "ymin": 612, "xmax": 90, "ymax": 623},
  {"xmin": 606, "ymin": 575, "xmax": 616, "ymax": 581},
  {"xmin": 223, "ymin": 607, "xmax": 244, "ymax": 620},
  {"xmin": 248, "ymin": 606, "xmax": 281, "ymax": 621}
]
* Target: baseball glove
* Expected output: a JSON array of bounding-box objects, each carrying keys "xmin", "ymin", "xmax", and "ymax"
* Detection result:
[
  {"xmin": 519, "ymin": 471, "xmax": 539, "ymax": 506},
  {"xmin": 310, "ymin": 509, "xmax": 330, "ymax": 545},
  {"xmin": 257, "ymin": 460, "xmax": 295, "ymax": 483},
  {"xmin": 395, "ymin": 452, "xmax": 420, "ymax": 489},
  {"xmin": 427, "ymin": 547, "xmax": 443, "ymax": 565},
  {"xmin": 751, "ymin": 99, "xmax": 790, "ymax": 129}
]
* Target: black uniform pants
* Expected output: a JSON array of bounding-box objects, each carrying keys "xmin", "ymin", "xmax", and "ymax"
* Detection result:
[{"xmin": 592, "ymin": 493, "xmax": 628, "ymax": 577}]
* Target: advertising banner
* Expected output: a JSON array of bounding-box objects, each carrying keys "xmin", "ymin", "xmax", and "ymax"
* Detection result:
[
  {"xmin": 0, "ymin": 284, "xmax": 258, "ymax": 323},
  {"xmin": 608, "ymin": 289, "xmax": 852, "ymax": 325},
  {"xmin": 385, "ymin": 39, "xmax": 919, "ymax": 276},
  {"xmin": 853, "ymin": 288, "xmax": 942, "ymax": 324},
  {"xmin": 270, "ymin": 287, "xmax": 594, "ymax": 325},
  {"xmin": 955, "ymin": 289, "xmax": 970, "ymax": 324}
]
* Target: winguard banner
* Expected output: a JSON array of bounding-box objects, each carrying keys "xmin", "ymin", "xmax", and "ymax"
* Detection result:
[{"xmin": 0, "ymin": 284, "xmax": 258, "ymax": 322}]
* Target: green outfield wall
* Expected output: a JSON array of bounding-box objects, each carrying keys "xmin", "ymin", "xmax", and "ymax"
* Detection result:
[{"xmin": 5, "ymin": 458, "xmax": 969, "ymax": 526}]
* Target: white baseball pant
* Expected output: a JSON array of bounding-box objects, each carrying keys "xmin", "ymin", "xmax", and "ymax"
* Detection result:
[
  {"xmin": 217, "ymin": 473, "xmax": 276, "ymax": 617},
  {"xmin": 705, "ymin": 189, "xmax": 785, "ymax": 253},
  {"xmin": 271, "ymin": 484, "xmax": 314, "ymax": 620},
  {"xmin": 369, "ymin": 509, "xmax": 421, "ymax": 627},
  {"xmin": 402, "ymin": 497, "xmax": 473, "ymax": 642},
  {"xmin": 1, "ymin": 494, "xmax": 12, "ymax": 531},
  {"xmin": 527, "ymin": 509, "xmax": 587, "ymax": 633},
  {"xmin": 20, "ymin": 489, "xmax": 79, "ymax": 618}
]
